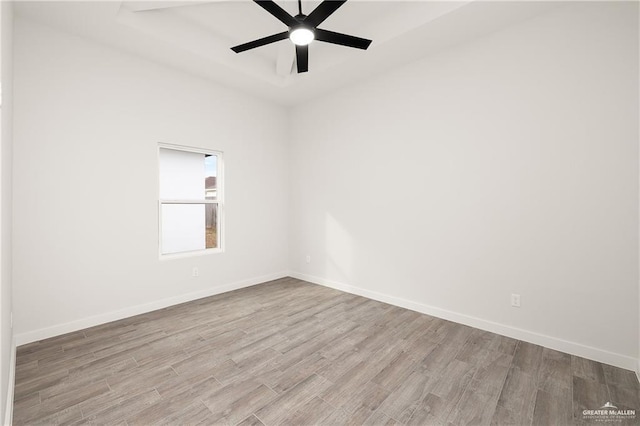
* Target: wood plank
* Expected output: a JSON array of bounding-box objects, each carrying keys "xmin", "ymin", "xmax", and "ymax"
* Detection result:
[
  {"xmin": 511, "ymin": 342, "xmax": 543, "ymax": 375},
  {"xmin": 537, "ymin": 348, "xmax": 571, "ymax": 394},
  {"xmin": 446, "ymin": 387, "xmax": 499, "ymax": 425},
  {"xmin": 14, "ymin": 368, "xmax": 69, "ymax": 400},
  {"xmin": 76, "ymin": 389, "xmax": 162, "ymax": 425},
  {"xmin": 377, "ymin": 369, "xmax": 435, "ymax": 423},
  {"xmin": 371, "ymin": 351, "xmax": 417, "ymax": 391},
  {"xmin": 532, "ymin": 387, "xmax": 572, "ymax": 425},
  {"xmin": 572, "ymin": 375, "xmax": 611, "ymax": 418},
  {"xmin": 603, "ymin": 364, "xmax": 640, "ymax": 390},
  {"xmin": 607, "ymin": 383, "xmax": 640, "ymax": 412},
  {"xmin": 406, "ymin": 393, "xmax": 447, "ymax": 425},
  {"xmin": 265, "ymin": 352, "xmax": 329, "ymax": 394},
  {"xmin": 363, "ymin": 409, "xmax": 403, "ymax": 425},
  {"xmin": 155, "ymin": 400, "xmax": 214, "ymax": 425},
  {"xmin": 237, "ymin": 414, "xmax": 266, "ymax": 426},
  {"xmin": 126, "ymin": 377, "xmax": 220, "ymax": 425},
  {"xmin": 416, "ymin": 342, "xmax": 460, "ymax": 377},
  {"xmin": 204, "ymin": 383, "xmax": 277, "ymax": 425},
  {"xmin": 492, "ymin": 369, "xmax": 537, "ymax": 424},
  {"xmin": 316, "ymin": 349, "xmax": 364, "ymax": 383},
  {"xmin": 572, "ymin": 355, "xmax": 606, "ymax": 384},
  {"xmin": 254, "ymin": 373, "xmax": 329, "ymax": 425},
  {"xmin": 15, "ymin": 380, "xmax": 110, "ymax": 424},
  {"xmin": 340, "ymin": 382, "xmax": 390, "ymax": 416},
  {"xmin": 320, "ymin": 350, "xmax": 394, "ymax": 409},
  {"xmin": 276, "ymin": 396, "xmax": 334, "ymax": 425}
]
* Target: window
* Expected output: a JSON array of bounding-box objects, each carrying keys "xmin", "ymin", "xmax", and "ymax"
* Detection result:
[{"xmin": 158, "ymin": 144, "xmax": 223, "ymax": 256}]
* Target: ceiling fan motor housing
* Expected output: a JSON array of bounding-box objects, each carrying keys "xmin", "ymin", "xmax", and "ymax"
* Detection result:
[{"xmin": 289, "ymin": 15, "xmax": 315, "ymax": 46}]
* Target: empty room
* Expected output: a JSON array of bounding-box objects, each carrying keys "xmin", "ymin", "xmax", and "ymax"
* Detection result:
[{"xmin": 0, "ymin": 0, "xmax": 639, "ymax": 424}]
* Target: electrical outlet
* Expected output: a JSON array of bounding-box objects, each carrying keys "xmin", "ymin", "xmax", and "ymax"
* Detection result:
[
  {"xmin": 511, "ymin": 294, "xmax": 521, "ymax": 308},
  {"xmin": 192, "ymin": 267, "xmax": 199, "ymax": 277},
  {"xmin": 305, "ymin": 255, "xmax": 311, "ymax": 264}
]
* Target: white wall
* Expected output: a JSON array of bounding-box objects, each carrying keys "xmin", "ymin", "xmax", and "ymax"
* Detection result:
[
  {"xmin": 12, "ymin": 18, "xmax": 290, "ymax": 341},
  {"xmin": 0, "ymin": 1, "xmax": 13, "ymax": 423},
  {"xmin": 290, "ymin": 2, "xmax": 639, "ymax": 369}
]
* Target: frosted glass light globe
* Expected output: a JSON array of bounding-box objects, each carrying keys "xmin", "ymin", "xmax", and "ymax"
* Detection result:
[{"xmin": 290, "ymin": 27, "xmax": 314, "ymax": 46}]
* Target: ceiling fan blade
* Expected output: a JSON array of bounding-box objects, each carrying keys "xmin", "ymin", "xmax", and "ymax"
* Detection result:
[
  {"xmin": 254, "ymin": 0, "xmax": 297, "ymax": 27},
  {"xmin": 231, "ymin": 31, "xmax": 289, "ymax": 53},
  {"xmin": 304, "ymin": 0, "xmax": 347, "ymax": 28},
  {"xmin": 314, "ymin": 28, "xmax": 372, "ymax": 50},
  {"xmin": 296, "ymin": 45, "xmax": 309, "ymax": 73}
]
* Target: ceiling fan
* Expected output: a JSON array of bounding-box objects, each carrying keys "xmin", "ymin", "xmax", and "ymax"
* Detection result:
[{"xmin": 231, "ymin": 0, "xmax": 372, "ymax": 73}]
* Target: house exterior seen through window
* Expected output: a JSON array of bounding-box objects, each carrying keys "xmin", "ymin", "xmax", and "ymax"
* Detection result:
[{"xmin": 159, "ymin": 145, "xmax": 222, "ymax": 256}]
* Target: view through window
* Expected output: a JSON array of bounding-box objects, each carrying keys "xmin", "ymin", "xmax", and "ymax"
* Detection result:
[{"xmin": 159, "ymin": 146, "xmax": 222, "ymax": 256}]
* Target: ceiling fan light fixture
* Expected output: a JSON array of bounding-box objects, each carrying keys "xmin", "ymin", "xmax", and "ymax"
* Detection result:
[{"xmin": 289, "ymin": 26, "xmax": 314, "ymax": 46}]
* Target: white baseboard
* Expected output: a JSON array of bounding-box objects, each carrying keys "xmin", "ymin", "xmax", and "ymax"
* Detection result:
[
  {"xmin": 3, "ymin": 339, "xmax": 15, "ymax": 426},
  {"xmin": 290, "ymin": 271, "xmax": 638, "ymax": 372},
  {"xmin": 15, "ymin": 271, "xmax": 289, "ymax": 346}
]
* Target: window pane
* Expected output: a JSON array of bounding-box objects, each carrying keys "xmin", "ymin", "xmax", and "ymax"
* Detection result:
[
  {"xmin": 159, "ymin": 148, "xmax": 205, "ymax": 199},
  {"xmin": 158, "ymin": 145, "xmax": 221, "ymax": 256},
  {"xmin": 205, "ymin": 154, "xmax": 217, "ymax": 200},
  {"xmin": 161, "ymin": 204, "xmax": 206, "ymax": 254},
  {"xmin": 206, "ymin": 203, "xmax": 218, "ymax": 249}
]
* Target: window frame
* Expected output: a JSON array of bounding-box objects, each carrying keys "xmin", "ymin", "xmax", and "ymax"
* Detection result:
[{"xmin": 158, "ymin": 143, "xmax": 224, "ymax": 259}]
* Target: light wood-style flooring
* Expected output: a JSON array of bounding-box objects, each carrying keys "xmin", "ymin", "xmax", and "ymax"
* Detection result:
[{"xmin": 12, "ymin": 277, "xmax": 640, "ymax": 425}]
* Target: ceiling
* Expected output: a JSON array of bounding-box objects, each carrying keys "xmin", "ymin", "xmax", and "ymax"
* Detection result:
[{"xmin": 14, "ymin": 1, "xmax": 562, "ymax": 106}]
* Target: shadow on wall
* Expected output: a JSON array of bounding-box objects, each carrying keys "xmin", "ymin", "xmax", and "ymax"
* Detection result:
[{"xmin": 324, "ymin": 212, "xmax": 356, "ymax": 283}]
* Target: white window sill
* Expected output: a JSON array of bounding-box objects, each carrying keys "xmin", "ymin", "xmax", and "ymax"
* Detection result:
[{"xmin": 159, "ymin": 247, "xmax": 224, "ymax": 261}]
